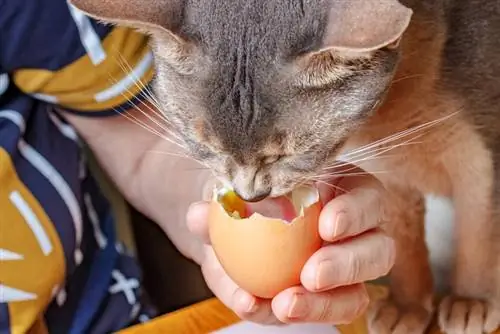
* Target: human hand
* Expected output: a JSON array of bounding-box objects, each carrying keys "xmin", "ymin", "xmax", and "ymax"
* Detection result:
[{"xmin": 186, "ymin": 164, "xmax": 395, "ymax": 325}]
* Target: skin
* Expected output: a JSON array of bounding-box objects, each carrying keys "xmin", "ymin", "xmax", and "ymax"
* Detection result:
[{"xmin": 63, "ymin": 103, "xmax": 395, "ymax": 325}]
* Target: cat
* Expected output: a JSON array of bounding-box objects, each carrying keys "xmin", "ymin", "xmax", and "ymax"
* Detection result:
[{"xmin": 70, "ymin": 0, "xmax": 500, "ymax": 333}]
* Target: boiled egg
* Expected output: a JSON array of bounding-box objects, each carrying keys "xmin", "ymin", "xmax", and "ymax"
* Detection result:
[{"xmin": 208, "ymin": 185, "xmax": 323, "ymax": 299}]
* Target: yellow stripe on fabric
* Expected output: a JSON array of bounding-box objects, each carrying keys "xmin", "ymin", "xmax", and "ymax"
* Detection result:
[
  {"xmin": 12, "ymin": 27, "xmax": 154, "ymax": 112},
  {"xmin": 0, "ymin": 148, "xmax": 64, "ymax": 334}
]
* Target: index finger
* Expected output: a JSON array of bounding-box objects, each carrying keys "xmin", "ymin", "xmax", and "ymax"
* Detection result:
[{"xmin": 317, "ymin": 164, "xmax": 387, "ymax": 242}]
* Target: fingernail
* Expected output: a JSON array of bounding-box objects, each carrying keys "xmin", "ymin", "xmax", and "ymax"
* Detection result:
[
  {"xmin": 332, "ymin": 212, "xmax": 348, "ymax": 239},
  {"xmin": 246, "ymin": 298, "xmax": 258, "ymax": 313},
  {"xmin": 234, "ymin": 289, "xmax": 258, "ymax": 313},
  {"xmin": 288, "ymin": 293, "xmax": 309, "ymax": 319},
  {"xmin": 301, "ymin": 263, "xmax": 316, "ymax": 288},
  {"xmin": 316, "ymin": 260, "xmax": 336, "ymax": 290}
]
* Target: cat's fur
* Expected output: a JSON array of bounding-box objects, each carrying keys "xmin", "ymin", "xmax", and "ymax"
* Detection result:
[{"xmin": 71, "ymin": 0, "xmax": 500, "ymax": 332}]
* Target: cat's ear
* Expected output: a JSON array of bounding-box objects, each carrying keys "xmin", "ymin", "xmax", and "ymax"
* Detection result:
[
  {"xmin": 68, "ymin": 0, "xmax": 184, "ymax": 42},
  {"xmin": 323, "ymin": 0, "xmax": 413, "ymax": 53}
]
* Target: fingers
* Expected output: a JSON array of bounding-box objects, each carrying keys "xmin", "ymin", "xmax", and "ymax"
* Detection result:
[
  {"xmin": 272, "ymin": 284, "xmax": 369, "ymax": 324},
  {"xmin": 186, "ymin": 201, "xmax": 211, "ymax": 244},
  {"xmin": 185, "ymin": 175, "xmax": 219, "ymax": 244},
  {"xmin": 201, "ymin": 247, "xmax": 281, "ymax": 325},
  {"xmin": 192, "ymin": 205, "xmax": 282, "ymax": 325},
  {"xmin": 301, "ymin": 230, "xmax": 395, "ymax": 292},
  {"xmin": 319, "ymin": 167, "xmax": 386, "ymax": 242}
]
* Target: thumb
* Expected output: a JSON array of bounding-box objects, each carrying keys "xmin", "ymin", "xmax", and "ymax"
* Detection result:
[
  {"xmin": 186, "ymin": 201, "xmax": 212, "ymax": 245},
  {"xmin": 186, "ymin": 174, "xmax": 218, "ymax": 244}
]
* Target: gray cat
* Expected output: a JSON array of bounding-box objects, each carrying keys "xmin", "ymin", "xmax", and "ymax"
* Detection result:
[{"xmin": 71, "ymin": 0, "xmax": 500, "ymax": 333}]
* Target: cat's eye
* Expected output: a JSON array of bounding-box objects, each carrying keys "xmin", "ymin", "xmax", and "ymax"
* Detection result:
[{"xmin": 262, "ymin": 155, "xmax": 282, "ymax": 165}]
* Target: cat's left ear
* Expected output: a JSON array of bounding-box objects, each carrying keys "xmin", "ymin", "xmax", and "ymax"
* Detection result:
[
  {"xmin": 69, "ymin": 0, "xmax": 185, "ymax": 42},
  {"xmin": 322, "ymin": 0, "xmax": 413, "ymax": 53}
]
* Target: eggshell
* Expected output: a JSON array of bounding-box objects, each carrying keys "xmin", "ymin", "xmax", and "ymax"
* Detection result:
[{"xmin": 208, "ymin": 187, "xmax": 323, "ymax": 299}]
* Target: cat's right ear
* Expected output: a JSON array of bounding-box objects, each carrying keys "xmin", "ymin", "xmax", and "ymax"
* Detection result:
[
  {"xmin": 69, "ymin": 0, "xmax": 185, "ymax": 43},
  {"xmin": 322, "ymin": 0, "xmax": 413, "ymax": 53}
]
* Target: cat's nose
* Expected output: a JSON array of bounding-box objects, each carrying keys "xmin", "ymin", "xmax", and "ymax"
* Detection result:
[{"xmin": 235, "ymin": 189, "xmax": 270, "ymax": 202}]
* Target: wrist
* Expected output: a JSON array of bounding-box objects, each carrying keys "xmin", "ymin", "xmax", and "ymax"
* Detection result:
[{"xmin": 133, "ymin": 152, "xmax": 213, "ymax": 264}]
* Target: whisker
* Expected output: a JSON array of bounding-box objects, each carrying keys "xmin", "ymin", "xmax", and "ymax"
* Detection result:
[
  {"xmin": 120, "ymin": 96, "xmax": 185, "ymax": 149},
  {"xmin": 338, "ymin": 111, "xmax": 458, "ymax": 161},
  {"xmin": 390, "ymin": 73, "xmax": 424, "ymax": 84},
  {"xmin": 110, "ymin": 54, "xmax": 178, "ymax": 137},
  {"xmin": 101, "ymin": 51, "xmax": 200, "ymax": 164},
  {"xmin": 146, "ymin": 152, "xmax": 207, "ymax": 167},
  {"xmin": 310, "ymin": 178, "xmax": 348, "ymax": 194},
  {"xmin": 114, "ymin": 53, "xmax": 163, "ymax": 108},
  {"xmin": 145, "ymin": 150, "xmax": 193, "ymax": 160},
  {"xmin": 326, "ymin": 136, "xmax": 425, "ymax": 172},
  {"xmin": 111, "ymin": 106, "xmax": 171, "ymax": 141},
  {"xmin": 107, "ymin": 70, "xmax": 172, "ymax": 130},
  {"xmin": 183, "ymin": 167, "xmax": 211, "ymax": 172},
  {"xmin": 113, "ymin": 80, "xmax": 186, "ymax": 149},
  {"xmin": 107, "ymin": 95, "xmax": 183, "ymax": 149},
  {"xmin": 313, "ymin": 170, "xmax": 392, "ymax": 179},
  {"xmin": 344, "ymin": 115, "xmax": 447, "ymax": 157}
]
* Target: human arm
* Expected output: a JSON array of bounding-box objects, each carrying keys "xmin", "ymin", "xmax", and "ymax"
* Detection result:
[
  {"xmin": 61, "ymin": 102, "xmax": 210, "ymax": 265},
  {"xmin": 0, "ymin": 3, "xmax": 206, "ymax": 331}
]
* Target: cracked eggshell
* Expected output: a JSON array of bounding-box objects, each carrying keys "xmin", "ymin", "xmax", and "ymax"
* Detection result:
[{"xmin": 208, "ymin": 187, "xmax": 323, "ymax": 299}]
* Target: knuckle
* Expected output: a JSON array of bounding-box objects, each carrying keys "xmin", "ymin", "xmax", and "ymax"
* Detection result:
[
  {"xmin": 367, "ymin": 234, "xmax": 395, "ymax": 278},
  {"xmin": 236, "ymin": 310, "xmax": 254, "ymax": 320},
  {"xmin": 236, "ymin": 311, "xmax": 260, "ymax": 322},
  {"xmin": 353, "ymin": 292, "xmax": 370, "ymax": 318},
  {"xmin": 317, "ymin": 297, "xmax": 335, "ymax": 322},
  {"xmin": 362, "ymin": 189, "xmax": 384, "ymax": 227},
  {"xmin": 240, "ymin": 310, "xmax": 276, "ymax": 325},
  {"xmin": 344, "ymin": 249, "xmax": 360, "ymax": 283},
  {"xmin": 340, "ymin": 291, "xmax": 370, "ymax": 324},
  {"xmin": 380, "ymin": 235, "xmax": 396, "ymax": 273}
]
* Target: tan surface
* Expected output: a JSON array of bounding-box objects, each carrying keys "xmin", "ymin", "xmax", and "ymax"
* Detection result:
[{"xmin": 119, "ymin": 284, "xmax": 472, "ymax": 334}]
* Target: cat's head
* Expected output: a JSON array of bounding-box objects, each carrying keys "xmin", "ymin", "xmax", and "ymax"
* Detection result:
[{"xmin": 71, "ymin": 0, "xmax": 412, "ymax": 201}]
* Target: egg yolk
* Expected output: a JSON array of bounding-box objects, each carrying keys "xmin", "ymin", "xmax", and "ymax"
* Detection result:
[
  {"xmin": 219, "ymin": 191, "xmax": 248, "ymax": 219},
  {"xmin": 219, "ymin": 191, "xmax": 298, "ymax": 222}
]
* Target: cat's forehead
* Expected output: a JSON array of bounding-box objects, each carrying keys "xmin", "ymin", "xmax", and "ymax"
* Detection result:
[{"xmin": 183, "ymin": 0, "xmax": 328, "ymax": 56}]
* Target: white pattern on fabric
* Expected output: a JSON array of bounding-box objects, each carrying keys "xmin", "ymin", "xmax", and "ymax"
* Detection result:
[
  {"xmin": 138, "ymin": 314, "xmax": 150, "ymax": 323},
  {"xmin": 66, "ymin": 1, "xmax": 107, "ymax": 65},
  {"xmin": 94, "ymin": 51, "xmax": 153, "ymax": 102},
  {"xmin": 0, "ymin": 285, "xmax": 37, "ymax": 302},
  {"xmin": 84, "ymin": 193, "xmax": 108, "ymax": 249},
  {"xmin": 109, "ymin": 270, "xmax": 139, "ymax": 305},
  {"xmin": 0, "ymin": 74, "xmax": 8, "ymax": 95},
  {"xmin": 47, "ymin": 110, "xmax": 79, "ymax": 142},
  {"xmin": 0, "ymin": 110, "xmax": 26, "ymax": 133},
  {"xmin": 17, "ymin": 139, "xmax": 84, "ymax": 265},
  {"xmin": 0, "ymin": 249, "xmax": 24, "ymax": 261},
  {"xmin": 130, "ymin": 303, "xmax": 141, "ymax": 320},
  {"xmin": 56, "ymin": 288, "xmax": 67, "ymax": 306},
  {"xmin": 9, "ymin": 191, "xmax": 53, "ymax": 255}
]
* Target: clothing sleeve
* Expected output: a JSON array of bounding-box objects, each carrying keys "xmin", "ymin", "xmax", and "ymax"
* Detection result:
[
  {"xmin": 0, "ymin": 0, "xmax": 155, "ymax": 116},
  {"xmin": 0, "ymin": 1, "xmax": 155, "ymax": 333}
]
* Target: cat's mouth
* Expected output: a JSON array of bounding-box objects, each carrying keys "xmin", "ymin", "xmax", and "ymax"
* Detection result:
[{"xmin": 215, "ymin": 185, "xmax": 319, "ymax": 223}]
